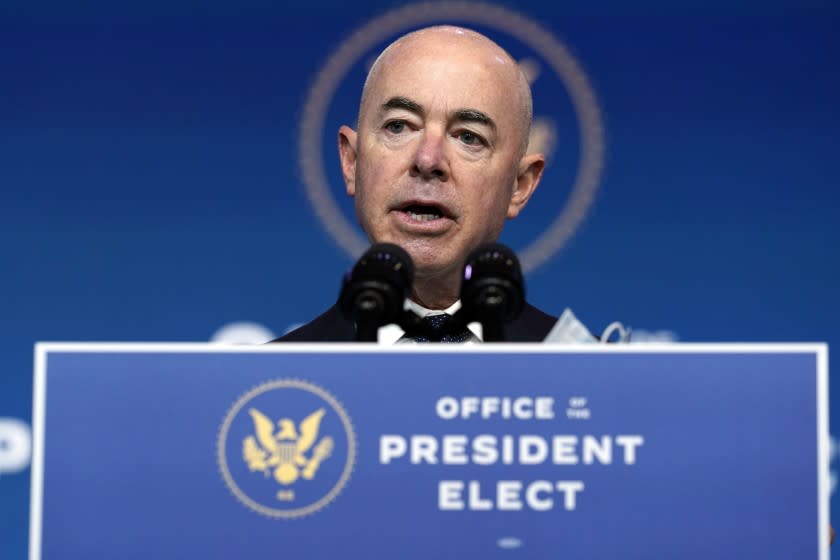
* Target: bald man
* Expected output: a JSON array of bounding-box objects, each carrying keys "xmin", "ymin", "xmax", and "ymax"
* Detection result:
[{"xmin": 281, "ymin": 26, "xmax": 556, "ymax": 343}]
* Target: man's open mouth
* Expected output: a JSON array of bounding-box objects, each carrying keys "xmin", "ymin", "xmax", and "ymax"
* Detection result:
[{"xmin": 400, "ymin": 204, "xmax": 446, "ymax": 222}]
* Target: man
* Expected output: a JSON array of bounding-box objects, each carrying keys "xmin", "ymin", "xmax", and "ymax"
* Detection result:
[{"xmin": 280, "ymin": 25, "xmax": 557, "ymax": 343}]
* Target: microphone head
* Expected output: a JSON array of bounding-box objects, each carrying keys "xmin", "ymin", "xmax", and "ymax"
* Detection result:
[
  {"xmin": 460, "ymin": 243, "xmax": 524, "ymax": 322},
  {"xmin": 338, "ymin": 243, "xmax": 414, "ymax": 325}
]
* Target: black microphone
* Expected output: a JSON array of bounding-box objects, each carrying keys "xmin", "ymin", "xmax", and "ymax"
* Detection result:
[
  {"xmin": 338, "ymin": 243, "xmax": 414, "ymax": 342},
  {"xmin": 459, "ymin": 243, "xmax": 525, "ymax": 342}
]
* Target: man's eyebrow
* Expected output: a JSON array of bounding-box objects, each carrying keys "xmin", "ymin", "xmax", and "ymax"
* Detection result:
[
  {"xmin": 380, "ymin": 99, "xmax": 496, "ymax": 131},
  {"xmin": 381, "ymin": 96, "xmax": 424, "ymax": 116},
  {"xmin": 453, "ymin": 108, "xmax": 496, "ymax": 131}
]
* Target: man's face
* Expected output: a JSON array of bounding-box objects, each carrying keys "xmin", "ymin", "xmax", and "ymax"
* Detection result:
[{"xmin": 339, "ymin": 33, "xmax": 541, "ymax": 283}]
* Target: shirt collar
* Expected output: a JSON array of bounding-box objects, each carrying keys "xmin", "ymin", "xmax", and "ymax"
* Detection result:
[{"xmin": 377, "ymin": 299, "xmax": 483, "ymax": 344}]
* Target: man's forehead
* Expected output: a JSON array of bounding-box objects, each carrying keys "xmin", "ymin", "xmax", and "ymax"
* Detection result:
[{"xmin": 364, "ymin": 42, "xmax": 517, "ymax": 113}]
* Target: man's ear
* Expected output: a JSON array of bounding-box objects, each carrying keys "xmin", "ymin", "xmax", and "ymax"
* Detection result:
[
  {"xmin": 507, "ymin": 153, "xmax": 546, "ymax": 219},
  {"xmin": 338, "ymin": 125, "xmax": 358, "ymax": 197}
]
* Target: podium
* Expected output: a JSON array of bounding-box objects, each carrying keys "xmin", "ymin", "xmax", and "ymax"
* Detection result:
[{"xmin": 30, "ymin": 343, "xmax": 829, "ymax": 559}]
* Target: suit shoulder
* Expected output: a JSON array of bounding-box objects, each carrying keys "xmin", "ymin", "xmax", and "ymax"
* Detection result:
[
  {"xmin": 270, "ymin": 305, "xmax": 354, "ymax": 342},
  {"xmin": 507, "ymin": 302, "xmax": 558, "ymax": 342}
]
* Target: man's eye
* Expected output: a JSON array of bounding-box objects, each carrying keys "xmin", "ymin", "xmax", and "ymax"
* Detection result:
[
  {"xmin": 458, "ymin": 130, "xmax": 484, "ymax": 146},
  {"xmin": 385, "ymin": 120, "xmax": 406, "ymax": 134}
]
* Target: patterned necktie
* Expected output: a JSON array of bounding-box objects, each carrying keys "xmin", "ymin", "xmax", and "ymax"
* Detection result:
[{"xmin": 409, "ymin": 314, "xmax": 473, "ymax": 343}]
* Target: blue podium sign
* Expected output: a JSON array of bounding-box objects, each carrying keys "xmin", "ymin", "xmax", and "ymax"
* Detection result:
[{"xmin": 30, "ymin": 344, "xmax": 829, "ymax": 559}]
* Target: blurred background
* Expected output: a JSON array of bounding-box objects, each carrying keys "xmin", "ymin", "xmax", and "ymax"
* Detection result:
[{"xmin": 1, "ymin": 0, "xmax": 838, "ymax": 557}]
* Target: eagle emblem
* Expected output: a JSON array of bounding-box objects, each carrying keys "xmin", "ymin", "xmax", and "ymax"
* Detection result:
[{"xmin": 242, "ymin": 407, "xmax": 334, "ymax": 486}]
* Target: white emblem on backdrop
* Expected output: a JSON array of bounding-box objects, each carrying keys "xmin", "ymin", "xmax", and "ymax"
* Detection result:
[
  {"xmin": 497, "ymin": 537, "xmax": 523, "ymax": 549},
  {"xmin": 0, "ymin": 418, "xmax": 32, "ymax": 476},
  {"xmin": 210, "ymin": 322, "xmax": 276, "ymax": 344},
  {"xmin": 298, "ymin": 1, "xmax": 606, "ymax": 273}
]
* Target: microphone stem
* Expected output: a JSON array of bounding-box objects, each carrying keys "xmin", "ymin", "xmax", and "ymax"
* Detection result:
[
  {"xmin": 481, "ymin": 320, "xmax": 505, "ymax": 342},
  {"xmin": 354, "ymin": 322, "xmax": 379, "ymax": 342}
]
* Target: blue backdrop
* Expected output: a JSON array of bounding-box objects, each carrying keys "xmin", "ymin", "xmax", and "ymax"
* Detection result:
[{"xmin": 1, "ymin": 1, "xmax": 839, "ymax": 557}]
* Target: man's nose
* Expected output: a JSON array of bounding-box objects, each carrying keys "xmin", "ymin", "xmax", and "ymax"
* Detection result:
[{"xmin": 410, "ymin": 131, "xmax": 449, "ymax": 181}]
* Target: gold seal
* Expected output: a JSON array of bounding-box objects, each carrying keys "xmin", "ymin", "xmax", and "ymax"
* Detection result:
[{"xmin": 217, "ymin": 379, "xmax": 356, "ymax": 519}]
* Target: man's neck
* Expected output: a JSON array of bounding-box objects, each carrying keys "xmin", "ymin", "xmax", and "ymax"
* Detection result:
[{"xmin": 408, "ymin": 282, "xmax": 459, "ymax": 310}]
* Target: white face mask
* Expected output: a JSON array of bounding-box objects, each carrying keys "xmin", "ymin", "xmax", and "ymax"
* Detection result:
[{"xmin": 543, "ymin": 309, "xmax": 630, "ymax": 344}]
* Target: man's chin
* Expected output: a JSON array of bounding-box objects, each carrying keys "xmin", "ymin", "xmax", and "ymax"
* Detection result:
[
  {"xmin": 407, "ymin": 253, "xmax": 462, "ymax": 280},
  {"xmin": 369, "ymin": 236, "xmax": 462, "ymax": 274}
]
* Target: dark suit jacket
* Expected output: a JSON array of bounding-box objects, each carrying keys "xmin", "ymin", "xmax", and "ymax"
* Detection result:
[{"xmin": 273, "ymin": 302, "xmax": 557, "ymax": 343}]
